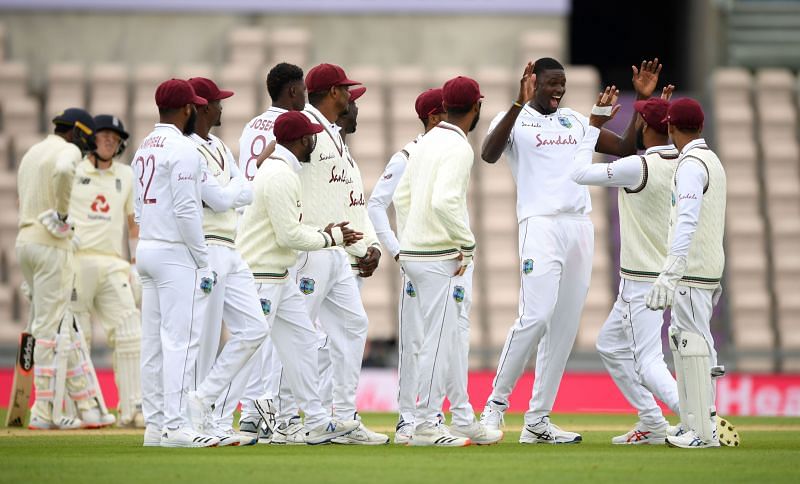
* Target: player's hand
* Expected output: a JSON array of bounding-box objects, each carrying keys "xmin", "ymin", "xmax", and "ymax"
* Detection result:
[
  {"xmin": 357, "ymin": 246, "xmax": 381, "ymax": 278},
  {"xmin": 661, "ymin": 84, "xmax": 675, "ymax": 101},
  {"xmin": 516, "ymin": 62, "xmax": 536, "ymax": 106},
  {"xmin": 454, "ymin": 252, "xmax": 470, "ymax": 276},
  {"xmin": 631, "ymin": 58, "xmax": 662, "ymax": 99},
  {"xmin": 38, "ymin": 209, "xmax": 74, "ymax": 239},
  {"xmin": 589, "ymin": 85, "xmax": 621, "ymax": 128},
  {"xmin": 645, "ymin": 255, "xmax": 687, "ymax": 310},
  {"xmin": 198, "ymin": 267, "xmax": 218, "ymax": 295},
  {"xmin": 256, "ymin": 140, "xmax": 277, "ymax": 169},
  {"xmin": 324, "ymin": 221, "xmax": 363, "ymax": 246}
]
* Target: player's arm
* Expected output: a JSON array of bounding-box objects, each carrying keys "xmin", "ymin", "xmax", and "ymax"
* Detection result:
[
  {"xmin": 200, "ymin": 163, "xmax": 249, "ymax": 212},
  {"xmin": 367, "ymin": 152, "xmax": 406, "ymax": 260},
  {"xmin": 170, "ymin": 149, "xmax": 208, "ymax": 268},
  {"xmin": 431, "ymin": 144, "xmax": 476, "ymax": 260},
  {"xmin": 52, "ymin": 145, "xmax": 81, "ymax": 216},
  {"xmin": 227, "ymin": 147, "xmax": 254, "ymax": 206},
  {"xmin": 596, "ymin": 58, "xmax": 662, "ymax": 157},
  {"xmin": 481, "ymin": 62, "xmax": 534, "ymax": 163}
]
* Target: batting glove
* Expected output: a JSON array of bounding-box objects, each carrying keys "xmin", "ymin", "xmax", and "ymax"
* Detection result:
[
  {"xmin": 38, "ymin": 209, "xmax": 74, "ymax": 239},
  {"xmin": 645, "ymin": 254, "xmax": 687, "ymax": 310}
]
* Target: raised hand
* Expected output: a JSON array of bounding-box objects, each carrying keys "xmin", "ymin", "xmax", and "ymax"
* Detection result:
[
  {"xmin": 661, "ymin": 84, "xmax": 675, "ymax": 101},
  {"xmin": 631, "ymin": 58, "xmax": 662, "ymax": 99},
  {"xmin": 589, "ymin": 85, "xmax": 622, "ymax": 128},
  {"xmin": 516, "ymin": 62, "xmax": 536, "ymax": 106}
]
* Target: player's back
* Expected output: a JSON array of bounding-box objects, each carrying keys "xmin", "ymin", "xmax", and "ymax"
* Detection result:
[
  {"xmin": 133, "ymin": 123, "xmax": 202, "ymax": 244},
  {"xmin": 238, "ymin": 107, "xmax": 286, "ymax": 182}
]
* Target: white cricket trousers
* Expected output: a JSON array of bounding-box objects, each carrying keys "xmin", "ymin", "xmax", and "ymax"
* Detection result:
[
  {"xmin": 194, "ymin": 245, "xmax": 268, "ymax": 410},
  {"xmin": 398, "ymin": 264, "xmax": 474, "ymax": 426},
  {"xmin": 401, "ymin": 258, "xmax": 468, "ymax": 428},
  {"xmin": 137, "ymin": 241, "xmax": 210, "ymax": 430},
  {"xmin": 489, "ymin": 214, "xmax": 593, "ymax": 424},
  {"xmin": 596, "ymin": 279, "xmax": 679, "ymax": 429},
  {"xmin": 293, "ymin": 248, "xmax": 368, "ymax": 420}
]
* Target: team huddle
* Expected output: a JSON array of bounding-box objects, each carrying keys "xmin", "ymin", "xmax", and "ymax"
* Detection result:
[{"xmin": 12, "ymin": 56, "xmax": 738, "ymax": 449}]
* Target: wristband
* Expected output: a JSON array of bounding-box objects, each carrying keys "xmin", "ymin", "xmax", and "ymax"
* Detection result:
[
  {"xmin": 591, "ymin": 104, "xmax": 613, "ymax": 116},
  {"xmin": 512, "ymin": 101, "xmax": 524, "ymax": 108},
  {"xmin": 331, "ymin": 226, "xmax": 344, "ymax": 246}
]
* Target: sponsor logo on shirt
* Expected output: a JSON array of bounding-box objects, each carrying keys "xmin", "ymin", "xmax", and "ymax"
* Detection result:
[
  {"xmin": 329, "ymin": 166, "xmax": 353, "ymax": 184},
  {"xmin": 521, "ymin": 121, "xmax": 542, "ymax": 128},
  {"xmin": 79, "ymin": 177, "xmax": 91, "ymax": 185},
  {"xmin": 319, "ymin": 153, "xmax": 336, "ymax": 162},
  {"xmin": 382, "ymin": 173, "xmax": 393, "ymax": 180},
  {"xmin": 558, "ymin": 116, "xmax": 573, "ymax": 128},
  {"xmin": 535, "ymin": 133, "xmax": 578, "ymax": 148},
  {"xmin": 90, "ymin": 194, "xmax": 110, "ymax": 213},
  {"xmin": 177, "ymin": 173, "xmax": 195, "ymax": 182},
  {"xmin": 349, "ymin": 190, "xmax": 365, "ymax": 207}
]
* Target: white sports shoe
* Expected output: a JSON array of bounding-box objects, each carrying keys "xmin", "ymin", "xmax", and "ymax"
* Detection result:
[
  {"xmin": 254, "ymin": 398, "xmax": 277, "ymax": 434},
  {"xmin": 80, "ymin": 408, "xmax": 116, "ymax": 429},
  {"xmin": 28, "ymin": 415, "xmax": 83, "ymax": 430},
  {"xmin": 667, "ymin": 424, "xmax": 687, "ymax": 437},
  {"xmin": 119, "ymin": 403, "xmax": 146, "ymax": 428},
  {"xmin": 211, "ymin": 425, "xmax": 258, "ymax": 447},
  {"xmin": 479, "ymin": 401, "xmax": 506, "ymax": 431},
  {"xmin": 449, "ymin": 420, "xmax": 503, "ymax": 445},
  {"xmin": 271, "ymin": 418, "xmax": 306, "ymax": 445},
  {"xmin": 716, "ymin": 416, "xmax": 740, "ymax": 447},
  {"xmin": 160, "ymin": 426, "xmax": 220, "ymax": 448},
  {"xmin": 611, "ymin": 422, "xmax": 667, "ymax": 445},
  {"xmin": 187, "ymin": 391, "xmax": 213, "ymax": 433},
  {"xmin": 332, "ymin": 421, "xmax": 390, "ymax": 445},
  {"xmin": 143, "ymin": 424, "xmax": 162, "ymax": 447},
  {"xmin": 666, "ymin": 429, "xmax": 720, "ymax": 449},
  {"xmin": 520, "ymin": 416, "xmax": 582, "ymax": 444},
  {"xmin": 306, "ymin": 419, "xmax": 361, "ymax": 445},
  {"xmin": 410, "ymin": 422, "xmax": 471, "ymax": 447},
  {"xmin": 239, "ymin": 417, "xmax": 271, "ymax": 444},
  {"xmin": 394, "ymin": 419, "xmax": 413, "ymax": 445}
]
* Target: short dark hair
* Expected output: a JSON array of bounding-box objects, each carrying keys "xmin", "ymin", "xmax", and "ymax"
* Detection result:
[
  {"xmin": 307, "ymin": 90, "xmax": 327, "ymax": 107},
  {"xmin": 533, "ymin": 57, "xmax": 564, "ymax": 76},
  {"xmin": 267, "ymin": 63, "xmax": 304, "ymax": 102},
  {"xmin": 445, "ymin": 104, "xmax": 472, "ymax": 116},
  {"xmin": 158, "ymin": 106, "xmax": 182, "ymax": 116}
]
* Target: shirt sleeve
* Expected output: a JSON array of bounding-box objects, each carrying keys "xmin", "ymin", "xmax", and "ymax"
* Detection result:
[
  {"xmin": 669, "ymin": 158, "xmax": 708, "ymax": 258},
  {"xmin": 170, "ymin": 147, "xmax": 208, "ymax": 268},
  {"xmin": 265, "ymin": 169, "xmax": 330, "ymax": 251},
  {"xmin": 571, "ymin": 152, "xmax": 645, "ymax": 191},
  {"xmin": 430, "ymin": 143, "xmax": 475, "ymax": 251},
  {"xmin": 201, "ymin": 164, "xmax": 251, "ymax": 212},
  {"xmin": 53, "ymin": 145, "xmax": 81, "ymax": 215},
  {"xmin": 367, "ymin": 152, "xmax": 406, "ymax": 258}
]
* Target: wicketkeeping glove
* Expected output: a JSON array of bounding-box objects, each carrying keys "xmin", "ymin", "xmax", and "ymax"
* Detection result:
[{"xmin": 645, "ymin": 254, "xmax": 687, "ymax": 310}]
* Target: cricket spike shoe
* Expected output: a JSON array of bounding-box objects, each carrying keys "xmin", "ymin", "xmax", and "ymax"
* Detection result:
[
  {"xmin": 666, "ymin": 429, "xmax": 721, "ymax": 449},
  {"xmin": 28, "ymin": 415, "xmax": 83, "ymax": 430},
  {"xmin": 305, "ymin": 419, "xmax": 361, "ymax": 445},
  {"xmin": 519, "ymin": 416, "xmax": 582, "ymax": 444},
  {"xmin": 80, "ymin": 407, "xmax": 116, "ymax": 429},
  {"xmin": 479, "ymin": 400, "xmax": 506, "ymax": 431},
  {"xmin": 160, "ymin": 427, "xmax": 220, "ymax": 448},
  {"xmin": 271, "ymin": 417, "xmax": 306, "ymax": 445},
  {"xmin": 394, "ymin": 418, "xmax": 413, "ymax": 445},
  {"xmin": 409, "ymin": 422, "xmax": 471, "ymax": 447},
  {"xmin": 449, "ymin": 420, "xmax": 503, "ymax": 445},
  {"xmin": 611, "ymin": 422, "xmax": 667, "ymax": 445}
]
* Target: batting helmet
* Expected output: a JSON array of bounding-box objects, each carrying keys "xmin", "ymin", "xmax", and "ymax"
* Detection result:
[
  {"xmin": 93, "ymin": 114, "xmax": 129, "ymax": 157},
  {"xmin": 52, "ymin": 108, "xmax": 97, "ymax": 154}
]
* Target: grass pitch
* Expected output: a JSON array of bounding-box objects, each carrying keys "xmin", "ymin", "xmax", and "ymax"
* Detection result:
[{"xmin": 2, "ymin": 412, "xmax": 800, "ymax": 484}]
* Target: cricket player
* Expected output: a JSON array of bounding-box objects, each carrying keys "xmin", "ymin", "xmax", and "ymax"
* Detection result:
[
  {"xmin": 70, "ymin": 114, "xmax": 144, "ymax": 428},
  {"xmin": 368, "ymin": 87, "xmax": 499, "ymax": 445},
  {"xmin": 233, "ymin": 62, "xmax": 307, "ymax": 440},
  {"xmin": 135, "ymin": 79, "xmax": 219, "ymax": 448},
  {"xmin": 282, "ymin": 63, "xmax": 386, "ymax": 444},
  {"xmin": 236, "ymin": 111, "xmax": 362, "ymax": 444},
  {"xmin": 645, "ymin": 98, "xmax": 727, "ymax": 449},
  {"xmin": 479, "ymin": 58, "xmax": 661, "ymax": 443},
  {"xmin": 570, "ymin": 92, "xmax": 682, "ymax": 444},
  {"xmin": 393, "ymin": 76, "xmax": 483, "ymax": 447},
  {"xmin": 17, "ymin": 108, "xmax": 114, "ymax": 430},
  {"xmin": 183, "ymin": 77, "xmax": 268, "ymax": 447}
]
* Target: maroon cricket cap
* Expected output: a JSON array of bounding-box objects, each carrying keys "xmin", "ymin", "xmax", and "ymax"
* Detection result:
[
  {"xmin": 633, "ymin": 98, "xmax": 670, "ymax": 134},
  {"xmin": 305, "ymin": 63, "xmax": 361, "ymax": 93},
  {"xmin": 188, "ymin": 77, "xmax": 234, "ymax": 102},
  {"xmin": 155, "ymin": 79, "xmax": 207, "ymax": 109},
  {"xmin": 662, "ymin": 97, "xmax": 705, "ymax": 130},
  {"xmin": 442, "ymin": 76, "xmax": 483, "ymax": 110},
  {"xmin": 415, "ymin": 88, "xmax": 445, "ymax": 119},
  {"xmin": 349, "ymin": 86, "xmax": 366, "ymax": 103},
  {"xmin": 274, "ymin": 111, "xmax": 324, "ymax": 144}
]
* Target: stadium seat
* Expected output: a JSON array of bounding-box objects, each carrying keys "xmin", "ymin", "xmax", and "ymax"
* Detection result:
[
  {"xmin": 0, "ymin": 61, "xmax": 30, "ymax": 104},
  {"xmin": 176, "ymin": 63, "xmax": 215, "ymax": 82},
  {"xmin": 518, "ymin": 30, "xmax": 563, "ymax": 66},
  {"xmin": 2, "ymin": 98, "xmax": 39, "ymax": 137},
  {"xmin": 227, "ymin": 26, "xmax": 267, "ymax": 67},
  {"xmin": 132, "ymin": 63, "xmax": 171, "ymax": 108},
  {"xmin": 46, "ymin": 62, "xmax": 86, "ymax": 121},
  {"xmin": 269, "ymin": 28, "xmax": 310, "ymax": 68},
  {"xmin": 0, "ymin": 133, "xmax": 9, "ymax": 171},
  {"xmin": 218, "ymin": 63, "xmax": 261, "ymax": 119},
  {"xmin": 88, "ymin": 63, "xmax": 128, "ymax": 122}
]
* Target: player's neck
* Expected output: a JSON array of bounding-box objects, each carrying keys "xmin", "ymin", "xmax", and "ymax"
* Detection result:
[
  {"xmin": 89, "ymin": 154, "xmax": 112, "ymax": 170},
  {"xmin": 311, "ymin": 101, "xmax": 339, "ymax": 124}
]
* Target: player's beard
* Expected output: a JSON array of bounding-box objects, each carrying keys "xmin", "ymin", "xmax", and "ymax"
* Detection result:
[
  {"xmin": 301, "ymin": 134, "xmax": 317, "ymax": 162},
  {"xmin": 635, "ymin": 126, "xmax": 645, "ymax": 150},
  {"xmin": 468, "ymin": 110, "xmax": 480, "ymax": 132},
  {"xmin": 183, "ymin": 110, "xmax": 198, "ymax": 135}
]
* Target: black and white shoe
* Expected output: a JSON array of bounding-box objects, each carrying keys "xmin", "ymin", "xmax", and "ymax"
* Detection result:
[
  {"xmin": 160, "ymin": 427, "xmax": 220, "ymax": 448},
  {"xmin": 519, "ymin": 416, "xmax": 582, "ymax": 444}
]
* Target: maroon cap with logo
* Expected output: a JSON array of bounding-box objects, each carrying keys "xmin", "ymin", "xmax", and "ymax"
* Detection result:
[
  {"xmin": 274, "ymin": 111, "xmax": 324, "ymax": 144},
  {"xmin": 188, "ymin": 77, "xmax": 234, "ymax": 102},
  {"xmin": 442, "ymin": 76, "xmax": 483, "ymax": 110},
  {"xmin": 662, "ymin": 97, "xmax": 705, "ymax": 130},
  {"xmin": 633, "ymin": 98, "xmax": 670, "ymax": 134},
  {"xmin": 155, "ymin": 79, "xmax": 207, "ymax": 109},
  {"xmin": 305, "ymin": 63, "xmax": 361, "ymax": 93},
  {"xmin": 415, "ymin": 88, "xmax": 445, "ymax": 119},
  {"xmin": 349, "ymin": 86, "xmax": 366, "ymax": 103}
]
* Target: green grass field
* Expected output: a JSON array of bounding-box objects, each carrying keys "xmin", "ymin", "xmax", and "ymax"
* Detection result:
[{"xmin": 2, "ymin": 411, "xmax": 800, "ymax": 484}]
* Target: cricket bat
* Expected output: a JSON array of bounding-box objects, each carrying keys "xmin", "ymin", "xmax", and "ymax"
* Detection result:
[{"xmin": 5, "ymin": 331, "xmax": 35, "ymax": 427}]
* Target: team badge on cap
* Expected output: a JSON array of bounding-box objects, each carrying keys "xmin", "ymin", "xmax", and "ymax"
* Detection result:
[
  {"xmin": 522, "ymin": 259, "xmax": 535, "ymax": 274},
  {"xmin": 558, "ymin": 116, "xmax": 572, "ymax": 129},
  {"xmin": 260, "ymin": 298, "xmax": 272, "ymax": 316},
  {"xmin": 452, "ymin": 286, "xmax": 465, "ymax": 303},
  {"xmin": 299, "ymin": 278, "xmax": 316, "ymax": 295},
  {"xmin": 405, "ymin": 281, "xmax": 417, "ymax": 298}
]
